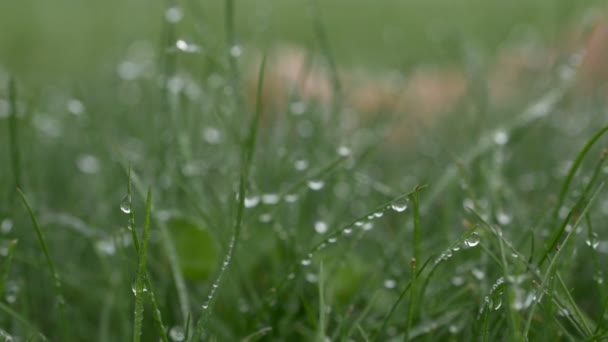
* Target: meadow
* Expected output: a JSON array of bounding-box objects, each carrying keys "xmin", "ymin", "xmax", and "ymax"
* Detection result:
[{"xmin": 1, "ymin": 0, "xmax": 608, "ymax": 341}]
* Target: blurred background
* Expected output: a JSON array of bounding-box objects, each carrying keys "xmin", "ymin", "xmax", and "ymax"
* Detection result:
[{"xmin": 2, "ymin": 1, "xmax": 608, "ymax": 341}]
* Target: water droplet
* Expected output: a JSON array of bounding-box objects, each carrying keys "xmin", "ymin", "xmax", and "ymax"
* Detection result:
[
  {"xmin": 165, "ymin": 6, "xmax": 184, "ymax": 23},
  {"xmin": 1, "ymin": 219, "xmax": 13, "ymax": 234},
  {"xmin": 301, "ymin": 259, "xmax": 312, "ymax": 266},
  {"xmin": 169, "ymin": 326, "xmax": 185, "ymax": 341},
  {"xmin": 203, "ymin": 127, "xmax": 222, "ymax": 144},
  {"xmin": 373, "ymin": 211, "xmax": 384, "ymax": 218},
  {"xmin": 354, "ymin": 221, "xmax": 364, "ymax": 227},
  {"xmin": 244, "ymin": 196, "xmax": 260, "ymax": 208},
  {"xmin": 462, "ymin": 198, "xmax": 475, "ymax": 211},
  {"xmin": 258, "ymin": 213, "xmax": 272, "ymax": 223},
  {"xmin": 390, "ymin": 199, "xmax": 408, "ymax": 213},
  {"xmin": 314, "ymin": 221, "xmax": 328, "ymax": 234},
  {"xmin": 176, "ymin": 39, "xmax": 200, "ymax": 53},
  {"xmin": 493, "ymin": 130, "xmax": 509, "ymax": 145},
  {"xmin": 120, "ymin": 195, "xmax": 131, "ymax": 214},
  {"xmin": 284, "ymin": 194, "xmax": 299, "ymax": 203},
  {"xmin": 496, "ymin": 211, "xmax": 512, "ymax": 225},
  {"xmin": 342, "ymin": 228, "xmax": 353, "ymax": 236},
  {"xmin": 328, "ymin": 237, "xmax": 337, "ymax": 243},
  {"xmin": 337, "ymin": 146, "xmax": 351, "ymax": 157},
  {"xmin": 594, "ymin": 271, "xmax": 604, "ymax": 284},
  {"xmin": 67, "ymin": 99, "xmax": 85, "ymax": 116},
  {"xmin": 307, "ymin": 180, "xmax": 325, "ymax": 191},
  {"xmin": 202, "ymin": 303, "xmax": 209, "ymax": 310},
  {"xmin": 449, "ymin": 325, "xmax": 459, "ymax": 334},
  {"xmin": 305, "ymin": 273, "xmax": 318, "ymax": 283},
  {"xmin": 262, "ymin": 193, "xmax": 280, "ymax": 205},
  {"xmin": 472, "ymin": 268, "xmax": 485, "ymax": 280},
  {"xmin": 95, "ymin": 239, "xmax": 116, "ymax": 256},
  {"xmin": 76, "ymin": 154, "xmax": 100, "ymax": 174},
  {"xmin": 362, "ymin": 222, "xmax": 374, "ymax": 231},
  {"xmin": 230, "ymin": 45, "xmax": 243, "ymax": 58},
  {"xmin": 451, "ymin": 276, "xmax": 465, "ymax": 286},
  {"xmin": 585, "ymin": 233, "xmax": 600, "ymax": 249},
  {"xmin": 294, "ymin": 159, "xmax": 309, "ymax": 171},
  {"xmin": 290, "ymin": 101, "xmax": 307, "ymax": 115},
  {"xmin": 493, "ymin": 298, "xmax": 503, "ymax": 310},
  {"xmin": 464, "ymin": 232, "xmax": 480, "ymax": 248},
  {"xmin": 383, "ymin": 279, "xmax": 397, "ymax": 289}
]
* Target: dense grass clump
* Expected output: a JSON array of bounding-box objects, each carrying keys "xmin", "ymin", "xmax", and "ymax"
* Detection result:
[{"xmin": 1, "ymin": 1, "xmax": 608, "ymax": 341}]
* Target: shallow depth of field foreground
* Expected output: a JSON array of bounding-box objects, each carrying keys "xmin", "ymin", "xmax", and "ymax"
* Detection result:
[{"xmin": 2, "ymin": 1, "xmax": 608, "ymax": 341}]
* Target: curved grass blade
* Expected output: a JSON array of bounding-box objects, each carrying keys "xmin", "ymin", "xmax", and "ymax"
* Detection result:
[{"xmin": 18, "ymin": 188, "xmax": 68, "ymax": 339}]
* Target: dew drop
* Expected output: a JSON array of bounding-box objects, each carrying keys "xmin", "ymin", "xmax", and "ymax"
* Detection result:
[
  {"xmin": 337, "ymin": 146, "xmax": 351, "ymax": 157},
  {"xmin": 120, "ymin": 195, "xmax": 131, "ymax": 214},
  {"xmin": 262, "ymin": 193, "xmax": 280, "ymax": 205},
  {"xmin": 464, "ymin": 232, "xmax": 480, "ymax": 248},
  {"xmin": 230, "ymin": 45, "xmax": 243, "ymax": 58},
  {"xmin": 203, "ymin": 127, "xmax": 222, "ymax": 144},
  {"xmin": 493, "ymin": 130, "xmax": 509, "ymax": 145},
  {"xmin": 383, "ymin": 279, "xmax": 397, "ymax": 289},
  {"xmin": 284, "ymin": 194, "xmax": 299, "ymax": 203},
  {"xmin": 165, "ymin": 6, "xmax": 184, "ymax": 23},
  {"xmin": 342, "ymin": 227, "xmax": 353, "ymax": 236},
  {"xmin": 67, "ymin": 99, "xmax": 85, "ymax": 116},
  {"xmin": 307, "ymin": 180, "xmax": 325, "ymax": 191},
  {"xmin": 294, "ymin": 159, "xmax": 309, "ymax": 171},
  {"xmin": 1, "ymin": 219, "xmax": 13, "ymax": 234},
  {"xmin": 472, "ymin": 268, "xmax": 485, "ymax": 280},
  {"xmin": 585, "ymin": 233, "xmax": 600, "ymax": 249},
  {"xmin": 169, "ymin": 326, "xmax": 185, "ymax": 342},
  {"xmin": 301, "ymin": 259, "xmax": 312, "ymax": 266},
  {"xmin": 328, "ymin": 237, "xmax": 337, "ymax": 243},
  {"xmin": 244, "ymin": 196, "xmax": 260, "ymax": 208},
  {"xmin": 373, "ymin": 211, "xmax": 384, "ymax": 218},
  {"xmin": 202, "ymin": 303, "xmax": 209, "ymax": 310},
  {"xmin": 451, "ymin": 276, "xmax": 465, "ymax": 286},
  {"xmin": 314, "ymin": 221, "xmax": 328, "ymax": 234},
  {"xmin": 76, "ymin": 154, "xmax": 100, "ymax": 174},
  {"xmin": 390, "ymin": 200, "xmax": 408, "ymax": 213},
  {"xmin": 362, "ymin": 222, "xmax": 374, "ymax": 231},
  {"xmin": 496, "ymin": 211, "xmax": 512, "ymax": 225},
  {"xmin": 305, "ymin": 273, "xmax": 318, "ymax": 283},
  {"xmin": 176, "ymin": 39, "xmax": 200, "ymax": 53}
]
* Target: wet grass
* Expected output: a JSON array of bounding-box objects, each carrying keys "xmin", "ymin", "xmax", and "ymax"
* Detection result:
[{"xmin": 1, "ymin": 1, "xmax": 608, "ymax": 341}]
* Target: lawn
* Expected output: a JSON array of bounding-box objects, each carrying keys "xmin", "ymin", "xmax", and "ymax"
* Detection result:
[{"xmin": 1, "ymin": 1, "xmax": 608, "ymax": 341}]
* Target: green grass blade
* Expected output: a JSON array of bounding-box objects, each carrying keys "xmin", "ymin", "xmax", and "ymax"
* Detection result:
[
  {"xmin": 132, "ymin": 188, "xmax": 153, "ymax": 342},
  {"xmin": 523, "ymin": 182, "xmax": 605, "ymax": 338},
  {"xmin": 190, "ymin": 54, "xmax": 267, "ymax": 341},
  {"xmin": 17, "ymin": 188, "xmax": 67, "ymax": 339},
  {"xmin": 540, "ymin": 135, "xmax": 608, "ymax": 266}
]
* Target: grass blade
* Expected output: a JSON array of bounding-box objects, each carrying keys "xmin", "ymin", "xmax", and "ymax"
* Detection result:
[
  {"xmin": 132, "ymin": 188, "xmax": 153, "ymax": 342},
  {"xmin": 17, "ymin": 188, "xmax": 67, "ymax": 339},
  {"xmin": 190, "ymin": 54, "xmax": 267, "ymax": 340}
]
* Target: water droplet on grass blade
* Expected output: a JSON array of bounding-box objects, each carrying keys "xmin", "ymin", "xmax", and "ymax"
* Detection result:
[
  {"xmin": 244, "ymin": 196, "xmax": 260, "ymax": 208},
  {"xmin": 262, "ymin": 193, "xmax": 280, "ymax": 205},
  {"xmin": 176, "ymin": 39, "xmax": 200, "ymax": 53},
  {"xmin": 307, "ymin": 180, "xmax": 325, "ymax": 191},
  {"xmin": 120, "ymin": 195, "xmax": 131, "ymax": 214},
  {"xmin": 390, "ymin": 199, "xmax": 408, "ymax": 212},
  {"xmin": 314, "ymin": 221, "xmax": 328, "ymax": 234},
  {"xmin": 586, "ymin": 232, "xmax": 600, "ymax": 249},
  {"xmin": 464, "ymin": 232, "xmax": 480, "ymax": 248},
  {"xmin": 169, "ymin": 326, "xmax": 185, "ymax": 341}
]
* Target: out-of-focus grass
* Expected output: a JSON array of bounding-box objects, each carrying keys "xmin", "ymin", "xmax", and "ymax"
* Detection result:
[{"xmin": 1, "ymin": 1, "xmax": 608, "ymax": 341}]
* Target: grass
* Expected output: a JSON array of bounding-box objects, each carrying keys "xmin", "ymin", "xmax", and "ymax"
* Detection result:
[{"xmin": 1, "ymin": 1, "xmax": 608, "ymax": 341}]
